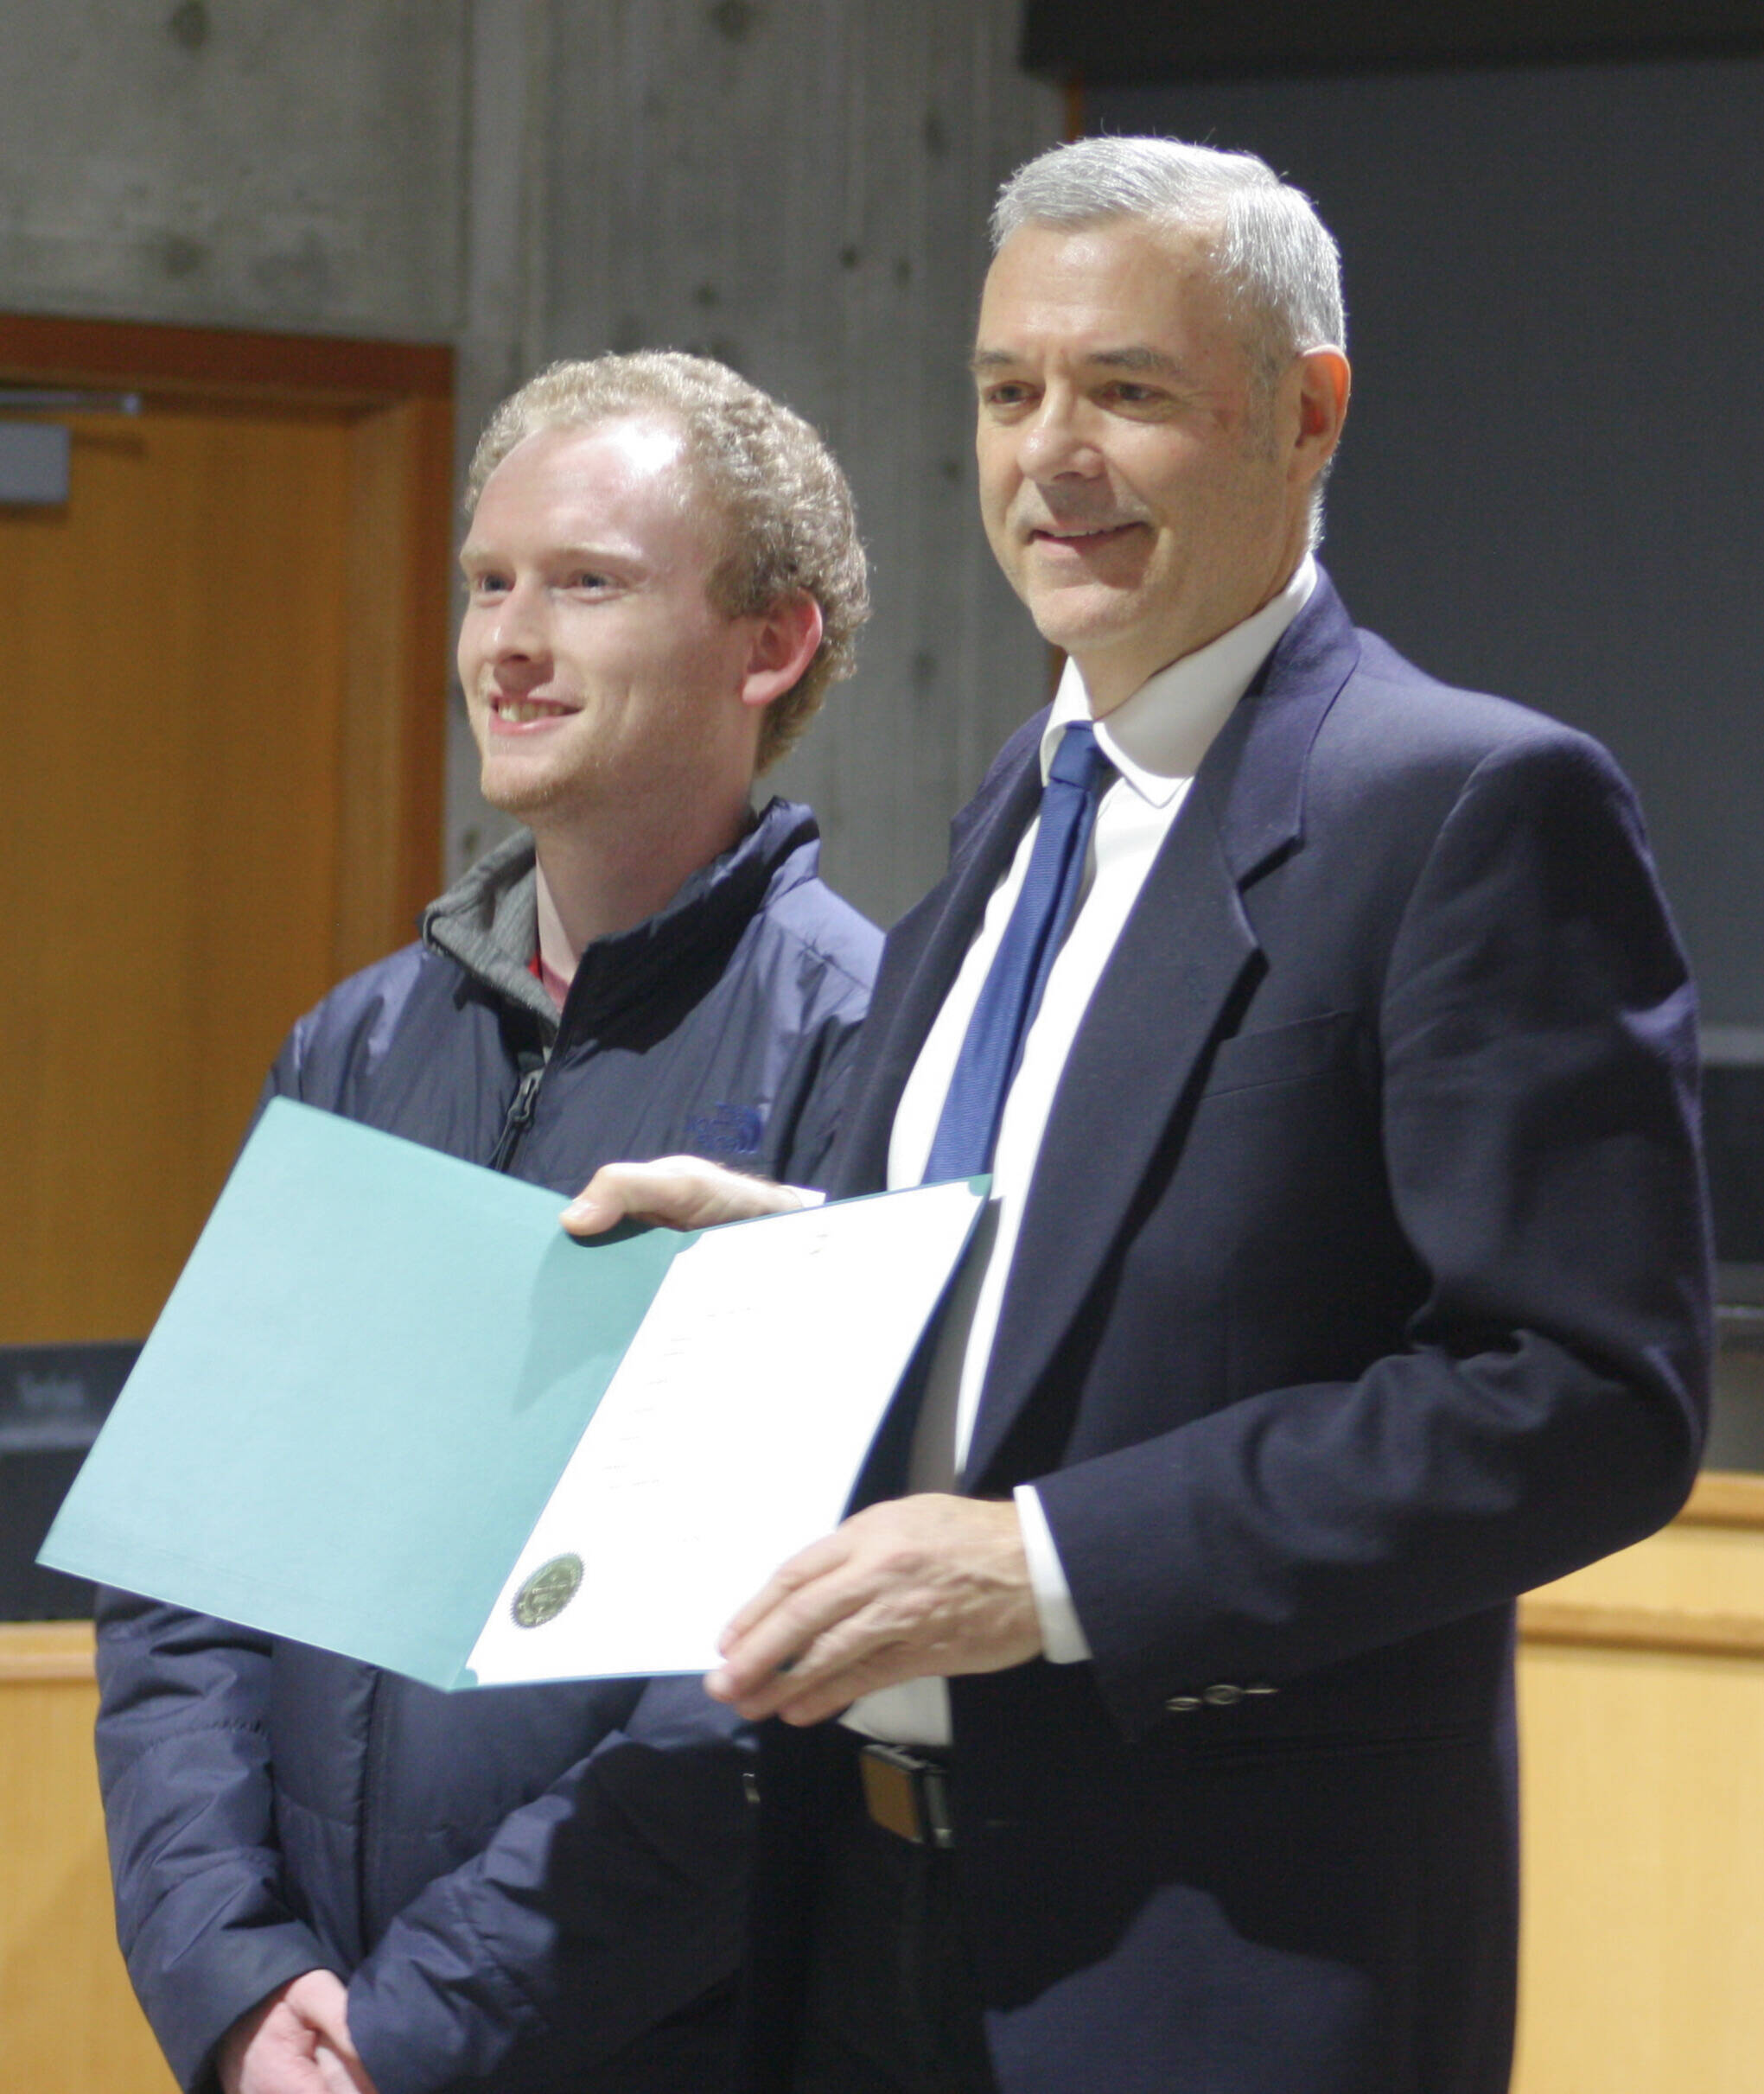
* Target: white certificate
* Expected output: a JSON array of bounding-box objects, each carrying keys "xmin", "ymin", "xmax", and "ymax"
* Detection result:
[{"xmin": 467, "ymin": 1179, "xmax": 986, "ymax": 1683}]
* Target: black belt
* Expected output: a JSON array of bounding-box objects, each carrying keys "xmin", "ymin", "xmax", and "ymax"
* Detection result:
[{"xmin": 857, "ymin": 1741, "xmax": 955, "ymax": 1851}]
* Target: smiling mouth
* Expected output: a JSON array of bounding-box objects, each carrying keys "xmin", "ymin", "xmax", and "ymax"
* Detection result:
[
  {"xmin": 1030, "ymin": 521, "xmax": 1145, "ymax": 549},
  {"xmin": 490, "ymin": 695, "xmax": 576, "ymax": 726}
]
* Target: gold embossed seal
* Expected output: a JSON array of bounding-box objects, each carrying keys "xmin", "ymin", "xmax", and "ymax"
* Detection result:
[{"xmin": 512, "ymin": 1552, "xmax": 584, "ymax": 1628}]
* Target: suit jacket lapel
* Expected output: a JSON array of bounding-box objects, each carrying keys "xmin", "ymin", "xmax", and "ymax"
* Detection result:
[{"xmin": 964, "ymin": 576, "xmax": 1362, "ymax": 1487}]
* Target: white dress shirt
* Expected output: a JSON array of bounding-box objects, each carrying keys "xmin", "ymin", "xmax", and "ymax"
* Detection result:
[{"xmin": 847, "ymin": 558, "xmax": 1317, "ymax": 1746}]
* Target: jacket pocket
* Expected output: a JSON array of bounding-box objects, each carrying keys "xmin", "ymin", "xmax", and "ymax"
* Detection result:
[{"xmin": 1200, "ymin": 1008, "xmax": 1360, "ymax": 1098}]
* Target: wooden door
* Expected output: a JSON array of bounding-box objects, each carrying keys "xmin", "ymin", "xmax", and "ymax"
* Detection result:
[
  {"xmin": 0, "ymin": 316, "xmax": 451, "ymax": 2094},
  {"xmin": 0, "ymin": 318, "xmax": 452, "ymax": 1343}
]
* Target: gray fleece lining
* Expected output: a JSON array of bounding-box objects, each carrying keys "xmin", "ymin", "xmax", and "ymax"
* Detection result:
[{"xmin": 420, "ymin": 830, "xmax": 559, "ymax": 1038}]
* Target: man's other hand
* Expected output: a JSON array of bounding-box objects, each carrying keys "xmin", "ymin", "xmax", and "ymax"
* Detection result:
[
  {"xmin": 217, "ymin": 1970, "xmax": 379, "ymax": 2094},
  {"xmin": 560, "ymin": 1155, "xmax": 805, "ymax": 1236},
  {"xmin": 704, "ymin": 1495, "xmax": 1044, "ymax": 1725}
]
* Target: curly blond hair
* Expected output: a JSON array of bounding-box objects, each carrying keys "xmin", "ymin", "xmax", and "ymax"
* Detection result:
[{"xmin": 467, "ymin": 353, "xmax": 869, "ymax": 771}]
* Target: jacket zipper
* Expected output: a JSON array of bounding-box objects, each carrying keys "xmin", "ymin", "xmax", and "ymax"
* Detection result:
[
  {"xmin": 357, "ymin": 1669, "xmax": 394, "ymax": 1953},
  {"xmin": 488, "ymin": 1057, "xmax": 546, "ymax": 1174},
  {"xmin": 360, "ymin": 1044, "xmax": 547, "ymax": 1947}
]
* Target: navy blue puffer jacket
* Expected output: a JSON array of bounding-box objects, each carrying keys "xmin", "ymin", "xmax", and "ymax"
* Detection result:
[{"xmin": 95, "ymin": 802, "xmax": 879, "ymax": 2094}]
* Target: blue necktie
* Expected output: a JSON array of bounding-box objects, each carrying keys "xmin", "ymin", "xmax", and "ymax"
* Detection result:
[{"xmin": 924, "ymin": 722, "xmax": 1112, "ymax": 1182}]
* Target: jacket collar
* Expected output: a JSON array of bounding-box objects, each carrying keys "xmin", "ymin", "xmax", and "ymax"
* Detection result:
[
  {"xmin": 423, "ymin": 797, "xmax": 823, "ymax": 1046},
  {"xmin": 960, "ymin": 570, "xmax": 1362, "ymax": 1484},
  {"xmin": 1196, "ymin": 562, "xmax": 1360, "ymax": 888},
  {"xmin": 826, "ymin": 571, "xmax": 1359, "ymax": 1481},
  {"xmin": 832, "ymin": 570, "xmax": 1360, "ymax": 1209}
]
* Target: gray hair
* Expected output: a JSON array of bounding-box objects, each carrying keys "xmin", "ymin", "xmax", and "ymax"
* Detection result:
[
  {"xmin": 991, "ymin": 137, "xmax": 1346, "ymax": 391},
  {"xmin": 466, "ymin": 353, "xmax": 869, "ymax": 771}
]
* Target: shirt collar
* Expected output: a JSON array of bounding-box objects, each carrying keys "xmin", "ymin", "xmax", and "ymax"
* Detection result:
[{"xmin": 1041, "ymin": 555, "xmax": 1318, "ymax": 807}]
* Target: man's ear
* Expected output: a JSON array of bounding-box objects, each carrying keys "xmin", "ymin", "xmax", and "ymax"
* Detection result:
[
  {"xmin": 1288, "ymin": 345, "xmax": 1350, "ymax": 491},
  {"xmin": 740, "ymin": 591, "xmax": 825, "ymax": 711}
]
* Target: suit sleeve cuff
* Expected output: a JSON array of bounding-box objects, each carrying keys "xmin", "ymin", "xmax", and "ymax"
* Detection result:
[{"xmin": 1013, "ymin": 1485, "xmax": 1092, "ymax": 1664}]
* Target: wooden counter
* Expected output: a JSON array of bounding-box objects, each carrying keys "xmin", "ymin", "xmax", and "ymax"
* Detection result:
[
  {"xmin": 1512, "ymin": 1469, "xmax": 1764, "ymax": 2091},
  {"xmin": 0, "ymin": 1620, "xmax": 175, "ymax": 2092},
  {"xmin": 8, "ymin": 1475, "xmax": 1763, "ymax": 2093}
]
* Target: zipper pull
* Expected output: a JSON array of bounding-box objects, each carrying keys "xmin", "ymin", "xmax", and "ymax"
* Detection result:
[{"xmin": 489, "ymin": 1060, "xmax": 544, "ymax": 1173}]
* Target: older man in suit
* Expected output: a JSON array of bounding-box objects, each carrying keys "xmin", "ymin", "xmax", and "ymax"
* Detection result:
[{"xmin": 570, "ymin": 138, "xmax": 1710, "ymax": 2094}]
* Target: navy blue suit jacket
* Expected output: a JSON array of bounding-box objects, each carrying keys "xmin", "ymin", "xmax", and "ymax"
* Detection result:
[{"xmin": 751, "ymin": 575, "xmax": 1710, "ymax": 2094}]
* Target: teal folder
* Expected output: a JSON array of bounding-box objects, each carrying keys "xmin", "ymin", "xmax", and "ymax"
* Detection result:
[{"xmin": 41, "ymin": 1098, "xmax": 984, "ymax": 1688}]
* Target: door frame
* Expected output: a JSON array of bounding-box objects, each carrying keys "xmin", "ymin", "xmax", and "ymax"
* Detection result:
[{"xmin": 0, "ymin": 311, "xmax": 454, "ymax": 977}]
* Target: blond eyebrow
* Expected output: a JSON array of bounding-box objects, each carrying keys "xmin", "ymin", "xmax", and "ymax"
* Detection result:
[{"xmin": 460, "ymin": 539, "xmax": 628, "ymax": 569}]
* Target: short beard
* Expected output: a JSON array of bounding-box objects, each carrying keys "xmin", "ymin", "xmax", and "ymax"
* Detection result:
[{"xmin": 478, "ymin": 755, "xmax": 601, "ymax": 831}]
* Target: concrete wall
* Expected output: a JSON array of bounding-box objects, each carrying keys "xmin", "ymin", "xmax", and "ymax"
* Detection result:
[
  {"xmin": 0, "ymin": 1, "xmax": 469, "ymax": 339},
  {"xmin": 532, "ymin": 0, "xmax": 1060, "ymax": 923},
  {"xmin": 0, "ymin": 0, "xmax": 1060, "ymax": 929}
]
